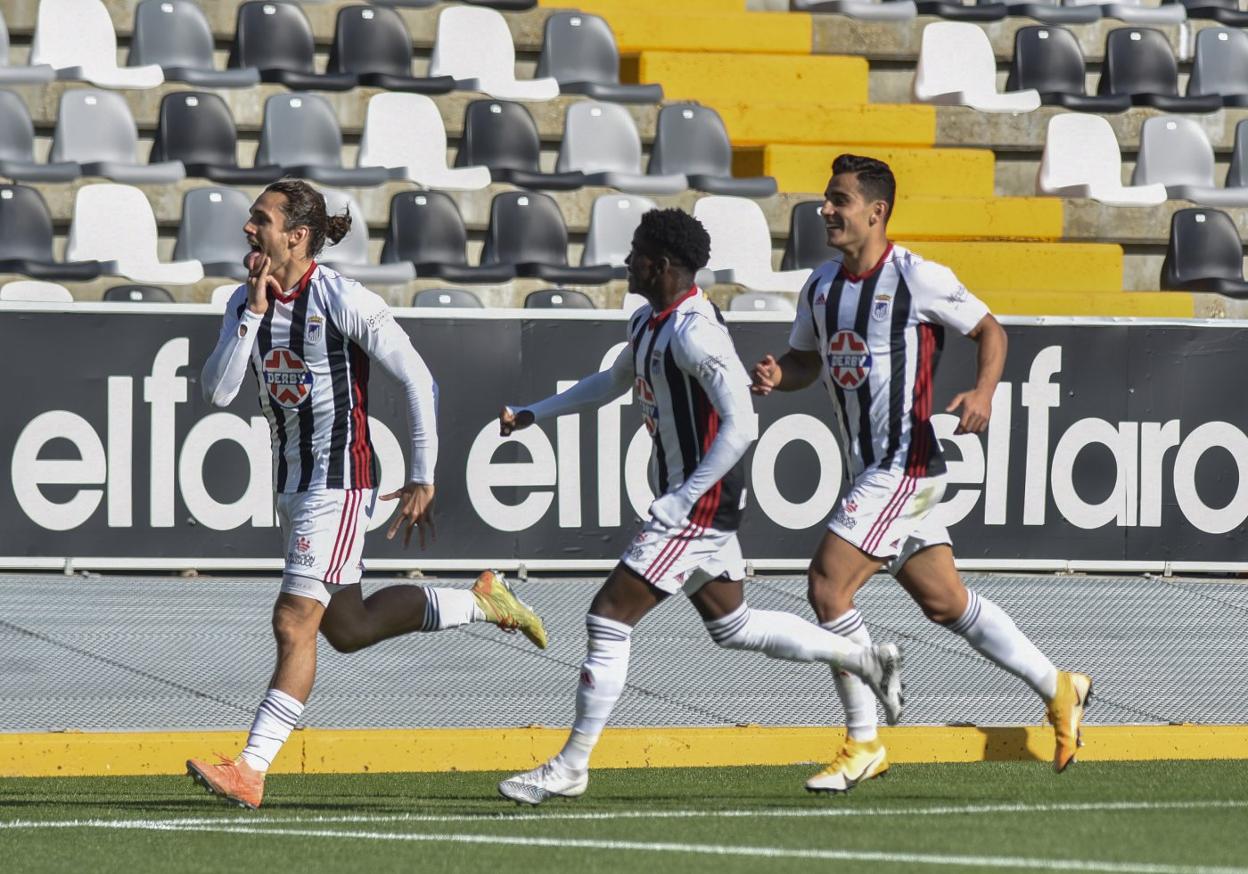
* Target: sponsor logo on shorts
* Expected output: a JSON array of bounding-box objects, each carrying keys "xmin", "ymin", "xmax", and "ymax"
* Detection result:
[
  {"xmin": 826, "ymin": 330, "xmax": 871, "ymax": 391},
  {"xmin": 287, "ymin": 550, "xmax": 316, "ymax": 568},
  {"xmin": 833, "ymin": 507, "xmax": 856, "ymax": 530}
]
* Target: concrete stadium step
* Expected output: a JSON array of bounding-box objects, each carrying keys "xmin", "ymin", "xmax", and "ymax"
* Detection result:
[
  {"xmin": 541, "ymin": 0, "xmax": 748, "ymax": 11},
  {"xmin": 978, "ymin": 290, "xmax": 1195, "ymax": 318},
  {"xmin": 891, "ymin": 196, "xmax": 1063, "ymax": 241},
  {"xmin": 557, "ymin": 7, "xmax": 813, "ymax": 54},
  {"xmin": 899, "ymin": 241, "xmax": 1121, "ymax": 293},
  {"xmin": 715, "ymin": 101, "xmax": 936, "ymax": 147},
  {"xmin": 626, "ymin": 51, "xmax": 867, "ymax": 106},
  {"xmin": 734, "ymin": 143, "xmax": 996, "ymax": 197}
]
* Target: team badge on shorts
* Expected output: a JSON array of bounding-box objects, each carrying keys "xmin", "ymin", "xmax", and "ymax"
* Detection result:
[
  {"xmin": 263, "ymin": 347, "xmax": 313, "ymax": 408},
  {"xmin": 827, "ymin": 330, "xmax": 872, "ymax": 390}
]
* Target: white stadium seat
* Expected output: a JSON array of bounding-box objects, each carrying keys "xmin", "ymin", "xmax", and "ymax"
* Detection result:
[
  {"xmin": 0, "ymin": 8, "xmax": 54, "ymax": 83},
  {"xmin": 356, "ymin": 92, "xmax": 491, "ymax": 190},
  {"xmin": 0, "ymin": 280, "xmax": 73, "ymax": 302},
  {"xmin": 429, "ymin": 6, "xmax": 559, "ymax": 101},
  {"xmin": 66, "ymin": 183, "xmax": 204, "ymax": 285},
  {"xmin": 31, "ymin": 0, "xmax": 164, "ymax": 89},
  {"xmin": 1037, "ymin": 113, "xmax": 1168, "ymax": 205},
  {"xmin": 693, "ymin": 196, "xmax": 812, "ymax": 294},
  {"xmin": 211, "ymin": 283, "xmax": 240, "ymax": 310},
  {"xmin": 913, "ymin": 22, "xmax": 1041, "ymax": 113}
]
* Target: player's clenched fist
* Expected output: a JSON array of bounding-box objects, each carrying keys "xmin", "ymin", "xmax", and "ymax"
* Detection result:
[
  {"xmin": 751, "ymin": 354, "xmax": 782, "ymax": 396},
  {"xmin": 499, "ymin": 406, "xmax": 535, "ymax": 437}
]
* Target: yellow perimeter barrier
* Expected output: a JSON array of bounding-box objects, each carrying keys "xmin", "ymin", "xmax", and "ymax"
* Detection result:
[{"xmin": 2, "ymin": 725, "xmax": 1244, "ymax": 777}]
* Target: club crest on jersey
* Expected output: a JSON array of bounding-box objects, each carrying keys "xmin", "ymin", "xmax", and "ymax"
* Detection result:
[
  {"xmin": 827, "ymin": 329, "xmax": 872, "ymax": 390},
  {"xmin": 871, "ymin": 294, "xmax": 892, "ymax": 322},
  {"xmin": 263, "ymin": 347, "xmax": 313, "ymax": 408},
  {"xmin": 634, "ymin": 377, "xmax": 659, "ymax": 435},
  {"xmin": 306, "ymin": 315, "xmax": 324, "ymax": 343}
]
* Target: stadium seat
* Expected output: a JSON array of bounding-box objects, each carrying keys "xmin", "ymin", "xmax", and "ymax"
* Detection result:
[
  {"xmin": 1132, "ymin": 116, "xmax": 1248, "ymax": 206},
  {"xmin": 0, "ymin": 185, "xmax": 102, "ymax": 280},
  {"xmin": 357, "ymin": 93, "xmax": 490, "ymax": 190},
  {"xmin": 995, "ymin": 0, "xmax": 1101, "ymax": 23},
  {"xmin": 50, "ymin": 90, "xmax": 185, "ymax": 184},
  {"xmin": 66, "ymin": 184, "xmax": 204, "ymax": 285},
  {"xmin": 150, "ymin": 92, "xmax": 283, "ymax": 184},
  {"xmin": 693, "ymin": 196, "xmax": 812, "ymax": 293},
  {"xmin": 914, "ymin": 22, "xmax": 1042, "ymax": 113},
  {"xmin": 525, "ymin": 288, "xmax": 595, "ymax": 309},
  {"xmin": 1188, "ymin": 27, "xmax": 1248, "ymax": 106},
  {"xmin": 466, "ymin": 0, "xmax": 537, "ymax": 9},
  {"xmin": 781, "ymin": 201, "xmax": 832, "ymax": 271},
  {"xmin": 1064, "ymin": 0, "xmax": 1186, "ymax": 23},
  {"xmin": 103, "ymin": 284, "xmax": 174, "ymax": 303},
  {"xmin": 0, "ymin": 91, "xmax": 80, "ymax": 182},
  {"xmin": 371, "ymin": 0, "xmax": 438, "ymax": 6},
  {"xmin": 557, "ymin": 102, "xmax": 687, "ymax": 195},
  {"xmin": 228, "ymin": 1, "xmax": 357, "ymax": 91},
  {"xmin": 381, "ymin": 191, "xmax": 515, "ymax": 283},
  {"xmin": 1224, "ymin": 119, "xmax": 1248, "ymax": 188},
  {"xmin": 581, "ymin": 193, "xmax": 657, "ymax": 278},
  {"xmin": 729, "ymin": 292, "xmax": 797, "ymax": 314},
  {"xmin": 0, "ymin": 9, "xmax": 54, "ymax": 83},
  {"xmin": 1163, "ymin": 0, "xmax": 1248, "ymax": 24},
  {"xmin": 537, "ymin": 13, "xmax": 664, "ymax": 103},
  {"xmin": 129, "ymin": 0, "xmax": 260, "ymax": 88},
  {"xmin": 1036, "ymin": 113, "xmax": 1167, "ymax": 205},
  {"xmin": 1160, "ymin": 207, "xmax": 1248, "ymax": 295},
  {"xmin": 31, "ymin": 0, "xmax": 163, "ymax": 88},
  {"xmin": 210, "ymin": 283, "xmax": 239, "ymax": 310},
  {"xmin": 790, "ymin": 0, "xmax": 918, "ymax": 21},
  {"xmin": 411, "ymin": 288, "xmax": 484, "ymax": 308},
  {"xmin": 457, "ymin": 100, "xmax": 586, "ymax": 190},
  {"xmin": 648, "ymin": 105, "xmax": 777, "ymax": 198},
  {"xmin": 913, "ymin": 0, "xmax": 1008, "ymax": 21},
  {"xmin": 326, "ymin": 5, "xmax": 454, "ymax": 94},
  {"xmin": 1006, "ymin": 26, "xmax": 1131, "ymax": 112},
  {"xmin": 173, "ymin": 188, "xmax": 252, "ymax": 281},
  {"xmin": 319, "ymin": 188, "xmax": 416, "ymax": 285},
  {"xmin": 1098, "ymin": 28, "xmax": 1224, "ymax": 111},
  {"xmin": 257, "ymin": 94, "xmax": 390, "ymax": 187},
  {"xmin": 429, "ymin": 6, "xmax": 559, "ymax": 101},
  {"xmin": 482, "ymin": 192, "xmax": 615, "ymax": 284},
  {"xmin": 0, "ymin": 280, "xmax": 73, "ymax": 302}
]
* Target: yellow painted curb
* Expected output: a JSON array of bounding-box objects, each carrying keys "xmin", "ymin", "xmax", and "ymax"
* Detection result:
[
  {"xmin": 631, "ymin": 51, "xmax": 867, "ymax": 106},
  {"xmin": 982, "ymin": 290, "xmax": 1196, "ymax": 318},
  {"xmin": 899, "ymin": 241, "xmax": 1123, "ymax": 293},
  {"xmin": 2, "ymin": 725, "xmax": 1244, "ymax": 777},
  {"xmin": 581, "ymin": 10, "xmax": 812, "ymax": 55},
  {"xmin": 735, "ymin": 143, "xmax": 997, "ymax": 199},
  {"xmin": 715, "ymin": 102, "xmax": 937, "ymax": 147}
]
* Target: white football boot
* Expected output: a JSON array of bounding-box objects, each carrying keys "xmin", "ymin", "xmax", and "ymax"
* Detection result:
[
  {"xmin": 860, "ymin": 643, "xmax": 905, "ymax": 726},
  {"xmin": 498, "ymin": 759, "xmax": 589, "ymax": 806}
]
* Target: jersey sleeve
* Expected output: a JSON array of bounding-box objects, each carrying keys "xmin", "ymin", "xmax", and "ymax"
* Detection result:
[
  {"xmin": 907, "ymin": 260, "xmax": 990, "ymax": 336},
  {"xmin": 788, "ymin": 272, "xmax": 821, "ymax": 352},
  {"xmin": 201, "ymin": 287, "xmax": 261, "ymax": 407}
]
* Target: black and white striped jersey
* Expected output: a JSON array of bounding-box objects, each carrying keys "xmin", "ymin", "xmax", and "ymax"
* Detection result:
[
  {"xmin": 203, "ymin": 262, "xmax": 437, "ymax": 494},
  {"xmin": 789, "ymin": 243, "xmax": 989, "ymax": 480}
]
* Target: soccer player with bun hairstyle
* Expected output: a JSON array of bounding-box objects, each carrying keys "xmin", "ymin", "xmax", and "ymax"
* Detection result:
[
  {"xmin": 752, "ymin": 155, "xmax": 1092, "ymax": 792},
  {"xmin": 494, "ymin": 208, "xmax": 905, "ymax": 806},
  {"xmin": 188, "ymin": 179, "xmax": 548, "ymax": 809}
]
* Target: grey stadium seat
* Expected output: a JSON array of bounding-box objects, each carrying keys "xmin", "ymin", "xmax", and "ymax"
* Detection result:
[
  {"xmin": 457, "ymin": 100, "xmax": 585, "ymax": 190},
  {"xmin": 581, "ymin": 193, "xmax": 657, "ymax": 278},
  {"xmin": 150, "ymin": 92, "xmax": 283, "ymax": 184},
  {"xmin": 381, "ymin": 190, "xmax": 516, "ymax": 283},
  {"xmin": 1225, "ymin": 119, "xmax": 1248, "ymax": 188},
  {"xmin": 1006, "ymin": 26, "xmax": 1131, "ymax": 112},
  {"xmin": 557, "ymin": 102, "xmax": 687, "ymax": 195},
  {"xmin": 327, "ymin": 5, "xmax": 454, "ymax": 94},
  {"xmin": 1160, "ymin": 207, "xmax": 1248, "ymax": 295},
  {"xmin": 1131, "ymin": 116, "xmax": 1248, "ymax": 206},
  {"xmin": 1097, "ymin": 28, "xmax": 1224, "ymax": 111},
  {"xmin": 50, "ymin": 90, "xmax": 184, "ymax": 184},
  {"xmin": 914, "ymin": 0, "xmax": 1008, "ymax": 20},
  {"xmin": 729, "ymin": 292, "xmax": 797, "ymax": 314},
  {"xmin": 256, "ymin": 94, "xmax": 389, "ymax": 187},
  {"xmin": 0, "ymin": 184, "xmax": 102, "ymax": 280},
  {"xmin": 173, "ymin": 188, "xmax": 253, "ymax": 281},
  {"xmin": 0, "ymin": 91, "xmax": 80, "ymax": 182},
  {"xmin": 1188, "ymin": 27, "xmax": 1248, "ymax": 106},
  {"xmin": 525, "ymin": 288, "xmax": 595, "ymax": 309},
  {"xmin": 482, "ymin": 192, "xmax": 615, "ymax": 285},
  {"xmin": 537, "ymin": 13, "xmax": 663, "ymax": 103},
  {"xmin": 791, "ymin": 0, "xmax": 918, "ymax": 20},
  {"xmin": 991, "ymin": 0, "xmax": 1101, "ymax": 23},
  {"xmin": 781, "ymin": 201, "xmax": 831, "ymax": 271},
  {"xmin": 104, "ymin": 284, "xmax": 174, "ymax": 303},
  {"xmin": 1163, "ymin": 0, "xmax": 1248, "ymax": 25},
  {"xmin": 129, "ymin": 0, "xmax": 260, "ymax": 88},
  {"xmin": 411, "ymin": 288, "xmax": 484, "ymax": 308},
  {"xmin": 228, "ymin": 1, "xmax": 357, "ymax": 91},
  {"xmin": 648, "ymin": 104, "xmax": 777, "ymax": 198},
  {"xmin": 319, "ymin": 188, "xmax": 416, "ymax": 285},
  {"xmin": 1064, "ymin": 0, "xmax": 1186, "ymax": 24},
  {"xmin": 0, "ymin": 8, "xmax": 54, "ymax": 83}
]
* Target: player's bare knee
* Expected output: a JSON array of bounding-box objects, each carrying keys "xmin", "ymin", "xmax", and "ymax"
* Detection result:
[
  {"xmin": 271, "ymin": 601, "xmax": 317, "ymax": 647},
  {"xmin": 321, "ymin": 625, "xmax": 366, "ymax": 654}
]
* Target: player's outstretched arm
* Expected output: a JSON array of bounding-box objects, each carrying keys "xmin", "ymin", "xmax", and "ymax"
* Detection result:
[
  {"xmin": 502, "ymin": 345, "xmax": 633, "ymax": 432},
  {"xmin": 946, "ymin": 313, "xmax": 1007, "ymax": 435},
  {"xmin": 750, "ymin": 349, "xmax": 822, "ymax": 396}
]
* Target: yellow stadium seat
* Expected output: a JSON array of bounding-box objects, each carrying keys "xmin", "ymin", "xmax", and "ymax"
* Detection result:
[{"xmin": 629, "ymin": 51, "xmax": 867, "ymax": 106}]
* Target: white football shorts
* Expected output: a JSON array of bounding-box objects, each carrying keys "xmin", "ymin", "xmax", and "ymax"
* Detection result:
[
  {"xmin": 277, "ymin": 487, "xmax": 378, "ymax": 606},
  {"xmin": 829, "ymin": 468, "xmax": 951, "ymax": 576},
  {"xmin": 621, "ymin": 517, "xmax": 745, "ymax": 595}
]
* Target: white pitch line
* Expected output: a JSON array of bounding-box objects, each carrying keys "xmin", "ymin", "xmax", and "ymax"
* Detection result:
[
  {"xmin": 2, "ymin": 799, "xmax": 1247, "ymax": 831},
  {"xmin": 21, "ymin": 821, "xmax": 1248, "ymax": 874}
]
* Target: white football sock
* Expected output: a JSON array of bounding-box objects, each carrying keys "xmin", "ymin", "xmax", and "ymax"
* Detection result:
[
  {"xmin": 822, "ymin": 609, "xmax": 878, "ymax": 742},
  {"xmin": 554, "ymin": 614, "xmax": 633, "ymax": 772},
  {"xmin": 705, "ymin": 603, "xmax": 865, "ymax": 674},
  {"xmin": 947, "ymin": 590, "xmax": 1058, "ymax": 700},
  {"xmin": 422, "ymin": 586, "xmax": 485, "ymax": 630},
  {"xmin": 240, "ymin": 687, "xmax": 304, "ymax": 772}
]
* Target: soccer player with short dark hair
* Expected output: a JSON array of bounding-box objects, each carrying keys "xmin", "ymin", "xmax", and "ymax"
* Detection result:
[
  {"xmin": 495, "ymin": 208, "xmax": 905, "ymax": 805},
  {"xmin": 753, "ymin": 155, "xmax": 1092, "ymax": 792}
]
